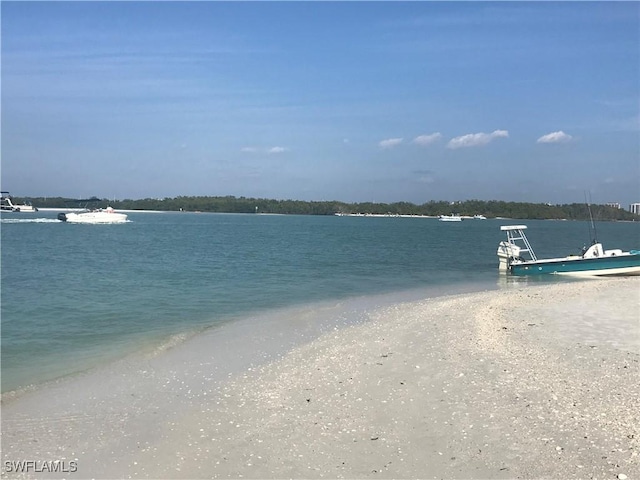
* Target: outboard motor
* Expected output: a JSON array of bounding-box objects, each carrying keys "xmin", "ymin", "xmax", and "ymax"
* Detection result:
[{"xmin": 57, "ymin": 213, "xmax": 68, "ymax": 222}]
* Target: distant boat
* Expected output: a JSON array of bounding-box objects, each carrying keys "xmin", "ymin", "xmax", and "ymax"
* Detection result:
[
  {"xmin": 497, "ymin": 225, "xmax": 640, "ymax": 276},
  {"xmin": 1, "ymin": 192, "xmax": 38, "ymax": 212},
  {"xmin": 439, "ymin": 214, "xmax": 462, "ymax": 222},
  {"xmin": 473, "ymin": 214, "xmax": 487, "ymax": 220},
  {"xmin": 57, "ymin": 198, "xmax": 128, "ymax": 224},
  {"xmin": 58, "ymin": 206, "xmax": 128, "ymax": 224}
]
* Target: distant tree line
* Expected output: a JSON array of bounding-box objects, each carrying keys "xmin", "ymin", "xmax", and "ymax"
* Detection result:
[{"xmin": 18, "ymin": 195, "xmax": 639, "ymax": 221}]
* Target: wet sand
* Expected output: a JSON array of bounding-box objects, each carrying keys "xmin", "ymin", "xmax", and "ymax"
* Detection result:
[{"xmin": 2, "ymin": 277, "xmax": 639, "ymax": 479}]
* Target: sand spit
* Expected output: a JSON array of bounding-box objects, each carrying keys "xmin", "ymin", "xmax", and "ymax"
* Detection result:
[{"xmin": 2, "ymin": 278, "xmax": 639, "ymax": 479}]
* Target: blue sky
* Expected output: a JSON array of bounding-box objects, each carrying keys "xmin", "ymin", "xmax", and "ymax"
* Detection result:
[{"xmin": 2, "ymin": 1, "xmax": 639, "ymax": 205}]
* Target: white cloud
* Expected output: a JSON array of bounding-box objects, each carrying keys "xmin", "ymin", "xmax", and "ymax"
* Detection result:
[
  {"xmin": 412, "ymin": 132, "xmax": 442, "ymax": 146},
  {"xmin": 241, "ymin": 146, "xmax": 290, "ymax": 154},
  {"xmin": 537, "ymin": 131, "xmax": 573, "ymax": 144},
  {"xmin": 447, "ymin": 130, "xmax": 509, "ymax": 149},
  {"xmin": 378, "ymin": 138, "xmax": 403, "ymax": 149},
  {"xmin": 268, "ymin": 146, "xmax": 289, "ymax": 154}
]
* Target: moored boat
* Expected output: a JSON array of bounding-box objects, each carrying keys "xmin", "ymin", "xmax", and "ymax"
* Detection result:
[
  {"xmin": 1, "ymin": 192, "xmax": 38, "ymax": 212},
  {"xmin": 497, "ymin": 225, "xmax": 640, "ymax": 276},
  {"xmin": 439, "ymin": 214, "xmax": 462, "ymax": 222}
]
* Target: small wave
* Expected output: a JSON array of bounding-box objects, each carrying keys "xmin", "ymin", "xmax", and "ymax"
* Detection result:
[
  {"xmin": 146, "ymin": 331, "xmax": 195, "ymax": 357},
  {"xmin": 0, "ymin": 384, "xmax": 37, "ymax": 403},
  {"xmin": 0, "ymin": 218, "xmax": 61, "ymax": 224}
]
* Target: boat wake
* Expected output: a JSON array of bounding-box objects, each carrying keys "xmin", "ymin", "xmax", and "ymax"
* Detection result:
[{"xmin": 1, "ymin": 218, "xmax": 61, "ymax": 224}]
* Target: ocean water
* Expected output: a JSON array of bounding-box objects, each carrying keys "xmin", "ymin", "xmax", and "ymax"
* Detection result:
[{"xmin": 2, "ymin": 211, "xmax": 639, "ymax": 393}]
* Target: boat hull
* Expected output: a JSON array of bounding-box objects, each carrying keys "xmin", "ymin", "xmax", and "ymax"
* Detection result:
[
  {"xmin": 439, "ymin": 215, "xmax": 462, "ymax": 222},
  {"xmin": 58, "ymin": 212, "xmax": 128, "ymax": 224},
  {"xmin": 9, "ymin": 205, "xmax": 38, "ymax": 212},
  {"xmin": 509, "ymin": 253, "xmax": 640, "ymax": 276}
]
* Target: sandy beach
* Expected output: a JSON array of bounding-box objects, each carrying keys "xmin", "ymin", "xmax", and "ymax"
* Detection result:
[{"xmin": 2, "ymin": 277, "xmax": 639, "ymax": 479}]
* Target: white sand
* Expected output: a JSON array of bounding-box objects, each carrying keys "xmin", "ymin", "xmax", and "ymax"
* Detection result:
[{"xmin": 2, "ymin": 277, "xmax": 639, "ymax": 479}]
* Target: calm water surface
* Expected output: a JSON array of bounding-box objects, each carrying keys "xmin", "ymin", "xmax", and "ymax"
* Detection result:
[{"xmin": 2, "ymin": 211, "xmax": 639, "ymax": 392}]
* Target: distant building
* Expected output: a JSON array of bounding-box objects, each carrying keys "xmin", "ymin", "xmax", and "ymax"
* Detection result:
[
  {"xmin": 606, "ymin": 202, "xmax": 622, "ymax": 209},
  {"xmin": 630, "ymin": 203, "xmax": 640, "ymax": 215}
]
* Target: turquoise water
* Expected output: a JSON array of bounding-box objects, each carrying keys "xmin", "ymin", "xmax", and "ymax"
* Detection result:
[{"xmin": 2, "ymin": 211, "xmax": 639, "ymax": 393}]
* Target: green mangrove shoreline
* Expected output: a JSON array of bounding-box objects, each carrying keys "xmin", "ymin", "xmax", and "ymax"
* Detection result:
[{"xmin": 10, "ymin": 195, "xmax": 639, "ymax": 221}]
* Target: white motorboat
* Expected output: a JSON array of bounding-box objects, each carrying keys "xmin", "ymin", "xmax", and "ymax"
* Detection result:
[
  {"xmin": 438, "ymin": 214, "xmax": 462, "ymax": 222},
  {"xmin": 58, "ymin": 206, "xmax": 128, "ymax": 224},
  {"xmin": 1, "ymin": 192, "xmax": 38, "ymax": 212}
]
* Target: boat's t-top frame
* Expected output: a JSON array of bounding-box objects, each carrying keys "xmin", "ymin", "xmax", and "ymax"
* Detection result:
[{"xmin": 499, "ymin": 225, "xmax": 538, "ymax": 262}]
